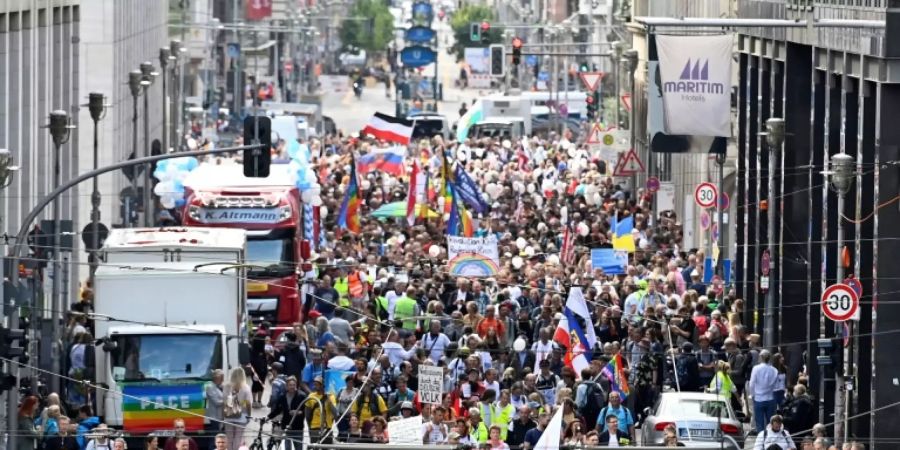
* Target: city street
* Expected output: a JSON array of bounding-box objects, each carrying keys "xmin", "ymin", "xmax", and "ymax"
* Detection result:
[
  {"xmin": 321, "ymin": 19, "xmax": 480, "ymax": 134},
  {"xmin": 0, "ymin": 1, "xmax": 894, "ymax": 450}
]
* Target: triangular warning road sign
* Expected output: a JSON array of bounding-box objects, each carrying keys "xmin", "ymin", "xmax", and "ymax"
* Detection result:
[
  {"xmin": 613, "ymin": 148, "xmax": 645, "ymax": 177},
  {"xmin": 620, "ymin": 93, "xmax": 632, "ymax": 112},
  {"xmin": 585, "ymin": 123, "xmax": 603, "ymax": 144},
  {"xmin": 579, "ymin": 72, "xmax": 605, "ymax": 92}
]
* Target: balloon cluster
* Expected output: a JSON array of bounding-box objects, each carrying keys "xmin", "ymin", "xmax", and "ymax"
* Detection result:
[
  {"xmin": 286, "ymin": 140, "xmax": 323, "ymax": 206},
  {"xmin": 153, "ymin": 157, "xmax": 199, "ymax": 209}
]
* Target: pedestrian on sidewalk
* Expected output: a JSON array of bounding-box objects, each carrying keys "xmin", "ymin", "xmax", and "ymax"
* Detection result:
[{"xmin": 749, "ymin": 350, "xmax": 779, "ymax": 434}]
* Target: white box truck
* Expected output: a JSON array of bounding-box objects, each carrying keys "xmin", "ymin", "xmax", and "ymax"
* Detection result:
[{"xmin": 93, "ymin": 227, "xmax": 249, "ymax": 436}]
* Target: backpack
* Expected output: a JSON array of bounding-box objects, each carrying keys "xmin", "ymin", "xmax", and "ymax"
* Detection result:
[
  {"xmin": 693, "ymin": 315, "xmax": 710, "ymax": 335},
  {"xmin": 579, "ymin": 381, "xmax": 607, "ymax": 427},
  {"xmin": 675, "ymin": 356, "xmax": 694, "ymax": 390},
  {"xmin": 224, "ymin": 389, "xmax": 243, "ymax": 418}
]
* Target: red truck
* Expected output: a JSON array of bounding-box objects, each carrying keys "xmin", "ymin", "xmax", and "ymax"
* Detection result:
[{"xmin": 182, "ymin": 162, "xmax": 304, "ymax": 332}]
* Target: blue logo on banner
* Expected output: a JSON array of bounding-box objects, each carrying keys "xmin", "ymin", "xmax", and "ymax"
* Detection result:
[
  {"xmin": 400, "ymin": 46, "xmax": 437, "ymax": 68},
  {"xmin": 538, "ymin": 71, "xmax": 550, "ymax": 82},
  {"xmin": 226, "ymin": 43, "xmax": 241, "ymax": 59},
  {"xmin": 723, "ymin": 259, "xmax": 732, "ymax": 285},
  {"xmin": 703, "ymin": 257, "xmax": 714, "ymax": 284}
]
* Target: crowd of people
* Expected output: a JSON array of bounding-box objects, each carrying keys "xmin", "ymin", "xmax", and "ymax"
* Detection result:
[{"xmin": 11, "ymin": 130, "xmax": 870, "ymax": 450}]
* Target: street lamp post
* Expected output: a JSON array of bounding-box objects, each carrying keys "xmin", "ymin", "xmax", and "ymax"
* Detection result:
[
  {"xmin": 140, "ymin": 62, "xmax": 158, "ymax": 227},
  {"xmin": 760, "ymin": 117, "xmax": 785, "ymax": 350},
  {"xmin": 128, "ymin": 71, "xmax": 145, "ymax": 225},
  {"xmin": 160, "ymin": 47, "xmax": 173, "ymax": 154},
  {"xmin": 827, "ymin": 151, "xmax": 855, "ymax": 444},
  {"xmin": 85, "ymin": 93, "xmax": 108, "ymax": 279},
  {"xmin": 46, "ymin": 110, "xmax": 74, "ymax": 396},
  {"xmin": 170, "ymin": 40, "xmax": 183, "ymax": 151}
]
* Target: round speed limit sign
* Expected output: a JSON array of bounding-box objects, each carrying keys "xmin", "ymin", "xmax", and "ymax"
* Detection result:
[
  {"xmin": 694, "ymin": 182, "xmax": 718, "ymax": 209},
  {"xmin": 821, "ymin": 283, "xmax": 860, "ymax": 322}
]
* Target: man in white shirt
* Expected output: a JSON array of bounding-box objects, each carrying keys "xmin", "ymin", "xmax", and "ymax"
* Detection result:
[
  {"xmin": 753, "ymin": 415, "xmax": 796, "ymax": 450},
  {"xmin": 748, "ymin": 349, "xmax": 779, "ymax": 433},
  {"xmin": 419, "ymin": 319, "xmax": 451, "ymax": 363}
]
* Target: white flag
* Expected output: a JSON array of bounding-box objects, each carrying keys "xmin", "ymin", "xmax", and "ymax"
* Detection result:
[
  {"xmin": 656, "ymin": 34, "xmax": 733, "ymax": 137},
  {"xmin": 533, "ymin": 405, "xmax": 564, "ymax": 450}
]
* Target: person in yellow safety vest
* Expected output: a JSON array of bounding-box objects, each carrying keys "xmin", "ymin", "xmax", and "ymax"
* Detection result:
[
  {"xmin": 493, "ymin": 389, "xmax": 516, "ymax": 440},
  {"xmin": 479, "ymin": 389, "xmax": 498, "ymax": 429},
  {"xmin": 393, "ymin": 287, "xmax": 420, "ymax": 331},
  {"xmin": 333, "ymin": 271, "xmax": 350, "ymax": 307},
  {"xmin": 708, "ymin": 360, "xmax": 736, "ymax": 401},
  {"xmin": 304, "ymin": 376, "xmax": 337, "ymax": 430},
  {"xmin": 467, "ymin": 407, "xmax": 489, "ymax": 444}
]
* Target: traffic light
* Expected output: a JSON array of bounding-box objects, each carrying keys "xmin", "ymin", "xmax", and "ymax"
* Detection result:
[
  {"xmin": 0, "ymin": 325, "xmax": 26, "ymax": 360},
  {"xmin": 489, "ymin": 44, "xmax": 505, "ymax": 76},
  {"xmin": 816, "ymin": 337, "xmax": 844, "ymax": 376},
  {"xmin": 480, "ymin": 21, "xmax": 491, "ymax": 44},
  {"xmin": 579, "ymin": 61, "xmax": 589, "ymax": 72},
  {"xmin": 469, "ymin": 23, "xmax": 481, "ymax": 42},
  {"xmin": 242, "ymin": 115, "xmax": 272, "ymax": 178},
  {"xmin": 585, "ymin": 92, "xmax": 596, "ymax": 119},
  {"xmin": 511, "ymin": 37, "xmax": 523, "ymax": 66}
]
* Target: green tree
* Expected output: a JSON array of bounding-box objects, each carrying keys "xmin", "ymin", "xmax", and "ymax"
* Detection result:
[
  {"xmin": 340, "ymin": 0, "xmax": 395, "ymax": 54},
  {"xmin": 449, "ymin": 5, "xmax": 503, "ymax": 61}
]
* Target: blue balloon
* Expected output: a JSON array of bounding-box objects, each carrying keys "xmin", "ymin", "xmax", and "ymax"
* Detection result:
[
  {"xmin": 575, "ymin": 185, "xmax": 586, "ymax": 196},
  {"xmin": 175, "ymin": 198, "xmax": 186, "ymax": 207},
  {"xmin": 173, "ymin": 181, "xmax": 184, "ymax": 192}
]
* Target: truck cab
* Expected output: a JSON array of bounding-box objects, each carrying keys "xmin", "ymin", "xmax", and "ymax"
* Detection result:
[
  {"xmin": 182, "ymin": 162, "xmax": 303, "ymax": 331},
  {"xmin": 93, "ymin": 228, "xmax": 248, "ymax": 436}
]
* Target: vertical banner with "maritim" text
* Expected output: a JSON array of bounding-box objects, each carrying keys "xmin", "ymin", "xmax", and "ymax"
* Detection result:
[{"xmin": 656, "ymin": 34, "xmax": 733, "ymax": 138}]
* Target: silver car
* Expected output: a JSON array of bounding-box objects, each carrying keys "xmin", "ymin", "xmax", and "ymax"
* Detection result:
[{"xmin": 641, "ymin": 391, "xmax": 744, "ymax": 449}]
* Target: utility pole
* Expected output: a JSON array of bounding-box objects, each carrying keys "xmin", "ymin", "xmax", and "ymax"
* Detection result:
[
  {"xmin": 760, "ymin": 117, "xmax": 784, "ymax": 350},
  {"xmin": 828, "ymin": 152, "xmax": 855, "ymax": 444},
  {"xmin": 128, "ymin": 71, "xmax": 145, "ymax": 222},
  {"xmin": 170, "ymin": 40, "xmax": 183, "ymax": 151},
  {"xmin": 0, "ymin": 148, "xmax": 20, "ymax": 450}
]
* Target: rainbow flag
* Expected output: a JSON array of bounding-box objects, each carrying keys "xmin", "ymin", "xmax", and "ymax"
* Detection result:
[
  {"xmin": 447, "ymin": 193, "xmax": 474, "ymax": 237},
  {"xmin": 337, "ymin": 159, "xmax": 362, "ymax": 233},
  {"xmin": 601, "ymin": 353, "xmax": 630, "ymax": 400},
  {"xmin": 120, "ymin": 382, "xmax": 205, "ymax": 433}
]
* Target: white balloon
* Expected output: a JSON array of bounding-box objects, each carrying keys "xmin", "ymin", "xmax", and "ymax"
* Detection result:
[
  {"xmin": 561, "ymin": 206, "xmax": 568, "ymax": 224},
  {"xmin": 524, "ymin": 246, "xmax": 535, "ymax": 257},
  {"xmin": 577, "ymin": 222, "xmax": 590, "ymax": 236},
  {"xmin": 516, "ymin": 237, "xmax": 528, "ymax": 250},
  {"xmin": 512, "ymin": 256, "xmax": 524, "ymax": 269},
  {"xmin": 513, "ymin": 338, "xmax": 527, "ymax": 352},
  {"xmin": 555, "ymin": 181, "xmax": 567, "ymax": 193},
  {"xmin": 319, "ymin": 206, "xmax": 329, "ymax": 218},
  {"xmin": 513, "ymin": 181, "xmax": 524, "ymax": 194},
  {"xmin": 533, "ymin": 194, "xmax": 544, "ymax": 208},
  {"xmin": 526, "ymin": 183, "xmax": 535, "ymax": 194},
  {"xmin": 547, "ymin": 254, "xmax": 560, "ymax": 265},
  {"xmin": 428, "ymin": 246, "xmax": 441, "ymax": 258},
  {"xmin": 301, "ymin": 190, "xmax": 314, "ymax": 203},
  {"xmin": 361, "ymin": 179, "xmax": 371, "ymax": 190},
  {"xmin": 304, "ymin": 170, "xmax": 317, "ymax": 183},
  {"xmin": 311, "ymin": 195, "xmax": 323, "ymax": 207},
  {"xmin": 160, "ymin": 196, "xmax": 176, "ymax": 209}
]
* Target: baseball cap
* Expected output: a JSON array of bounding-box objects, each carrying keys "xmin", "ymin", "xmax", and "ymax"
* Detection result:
[{"xmin": 400, "ymin": 401, "xmax": 414, "ymax": 411}]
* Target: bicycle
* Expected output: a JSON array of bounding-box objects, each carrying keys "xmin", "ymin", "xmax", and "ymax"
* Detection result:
[{"xmin": 247, "ymin": 417, "xmax": 283, "ymax": 450}]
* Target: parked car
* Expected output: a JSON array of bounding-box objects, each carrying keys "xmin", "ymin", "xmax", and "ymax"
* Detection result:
[{"xmin": 641, "ymin": 391, "xmax": 744, "ymax": 449}]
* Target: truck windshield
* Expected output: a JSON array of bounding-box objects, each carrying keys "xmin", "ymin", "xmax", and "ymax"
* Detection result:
[
  {"xmin": 410, "ymin": 119, "xmax": 445, "ymax": 140},
  {"xmin": 247, "ymin": 238, "xmax": 294, "ymax": 277},
  {"xmin": 471, "ymin": 124, "xmax": 512, "ymax": 139},
  {"xmin": 110, "ymin": 334, "xmax": 222, "ymax": 382}
]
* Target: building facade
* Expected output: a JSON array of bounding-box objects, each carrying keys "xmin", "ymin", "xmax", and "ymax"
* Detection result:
[
  {"xmin": 0, "ymin": 0, "xmax": 167, "ymax": 301},
  {"xmin": 630, "ymin": 0, "xmax": 900, "ymax": 445}
]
